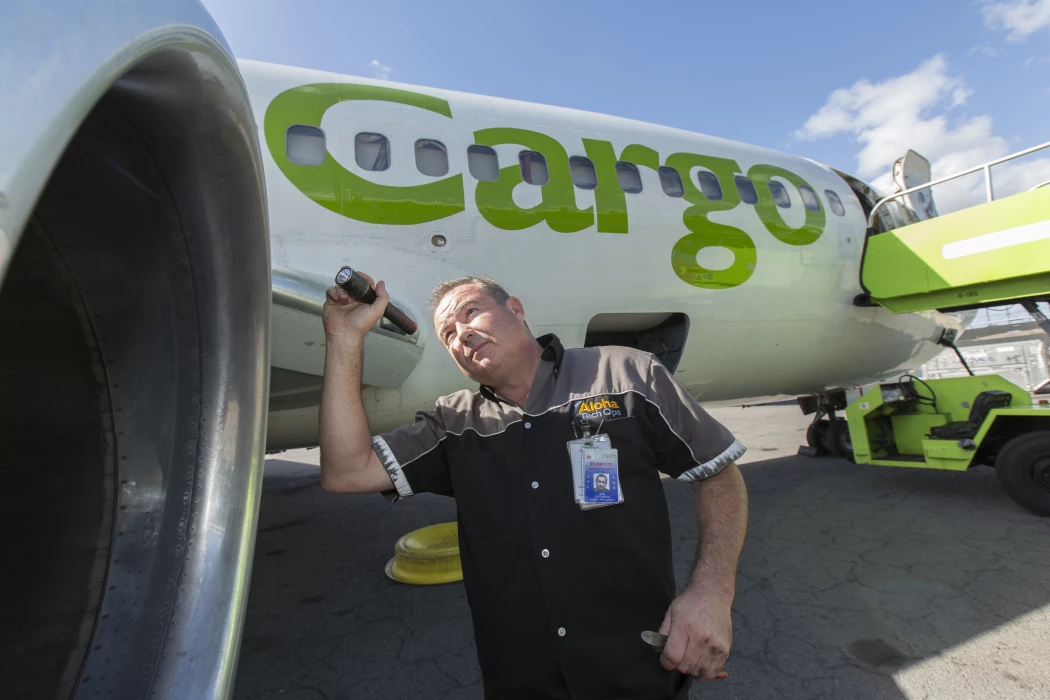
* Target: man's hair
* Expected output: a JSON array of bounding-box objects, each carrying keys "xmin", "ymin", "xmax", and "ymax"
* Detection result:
[{"xmin": 428, "ymin": 276, "xmax": 512, "ymax": 316}]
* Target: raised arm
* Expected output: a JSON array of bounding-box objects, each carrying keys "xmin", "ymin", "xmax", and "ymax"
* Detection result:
[{"xmin": 318, "ymin": 273, "xmax": 397, "ymax": 494}]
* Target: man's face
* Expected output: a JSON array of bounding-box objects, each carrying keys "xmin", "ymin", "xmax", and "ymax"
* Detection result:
[
  {"xmin": 433, "ymin": 284, "xmax": 532, "ymax": 385},
  {"xmin": 596, "ymin": 474, "xmax": 608, "ymax": 491}
]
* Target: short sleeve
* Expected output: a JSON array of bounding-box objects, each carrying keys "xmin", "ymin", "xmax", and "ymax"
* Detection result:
[
  {"xmin": 372, "ymin": 408, "xmax": 452, "ymax": 500},
  {"xmin": 644, "ymin": 356, "xmax": 746, "ymax": 481}
]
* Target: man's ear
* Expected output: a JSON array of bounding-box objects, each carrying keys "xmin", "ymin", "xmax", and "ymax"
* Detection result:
[{"xmin": 505, "ymin": 296, "xmax": 527, "ymax": 323}]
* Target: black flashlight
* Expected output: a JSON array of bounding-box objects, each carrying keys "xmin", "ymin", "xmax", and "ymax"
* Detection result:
[{"xmin": 335, "ymin": 266, "xmax": 418, "ymax": 336}]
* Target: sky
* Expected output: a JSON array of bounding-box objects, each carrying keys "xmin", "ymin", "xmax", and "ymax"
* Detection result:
[{"xmin": 203, "ymin": 0, "xmax": 1050, "ymax": 213}]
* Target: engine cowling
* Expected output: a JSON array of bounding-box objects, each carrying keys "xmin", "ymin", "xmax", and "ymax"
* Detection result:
[{"xmin": 0, "ymin": 3, "xmax": 270, "ymax": 698}]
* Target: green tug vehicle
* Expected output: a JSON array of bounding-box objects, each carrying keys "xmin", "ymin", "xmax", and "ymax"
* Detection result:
[{"xmin": 805, "ymin": 144, "xmax": 1050, "ymax": 516}]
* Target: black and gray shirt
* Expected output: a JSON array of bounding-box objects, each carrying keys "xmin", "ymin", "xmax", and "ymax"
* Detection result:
[{"xmin": 373, "ymin": 334, "xmax": 745, "ymax": 700}]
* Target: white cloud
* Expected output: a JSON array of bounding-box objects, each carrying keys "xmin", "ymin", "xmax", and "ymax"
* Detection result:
[
  {"xmin": 967, "ymin": 44, "xmax": 998, "ymax": 57},
  {"xmin": 981, "ymin": 0, "xmax": 1050, "ymax": 42},
  {"xmin": 796, "ymin": 55, "xmax": 1050, "ymax": 213},
  {"xmin": 369, "ymin": 59, "xmax": 392, "ymax": 80},
  {"xmin": 1024, "ymin": 55, "xmax": 1050, "ymax": 67}
]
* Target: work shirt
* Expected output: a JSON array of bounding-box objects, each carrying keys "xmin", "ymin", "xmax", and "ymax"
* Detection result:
[{"xmin": 372, "ymin": 334, "xmax": 745, "ymax": 700}]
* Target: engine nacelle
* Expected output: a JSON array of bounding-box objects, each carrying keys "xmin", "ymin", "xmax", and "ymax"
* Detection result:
[{"xmin": 0, "ymin": 2, "xmax": 270, "ymax": 698}]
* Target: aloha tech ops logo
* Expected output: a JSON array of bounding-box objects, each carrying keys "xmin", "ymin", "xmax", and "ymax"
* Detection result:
[{"xmin": 573, "ymin": 396, "xmax": 625, "ymax": 423}]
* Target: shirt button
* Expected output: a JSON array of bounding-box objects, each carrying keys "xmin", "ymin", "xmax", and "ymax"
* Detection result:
[
  {"xmin": 531, "ymin": 481, "xmax": 539, "ymax": 489},
  {"xmin": 524, "ymin": 422, "xmax": 532, "ymax": 429},
  {"xmin": 541, "ymin": 548, "xmax": 550, "ymax": 558},
  {"xmin": 557, "ymin": 627, "xmax": 566, "ymax": 637}
]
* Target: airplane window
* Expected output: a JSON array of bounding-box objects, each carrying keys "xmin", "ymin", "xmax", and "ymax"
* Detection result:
[
  {"xmin": 285, "ymin": 125, "xmax": 326, "ymax": 167},
  {"xmin": 355, "ymin": 133, "xmax": 390, "ymax": 171},
  {"xmin": 825, "ymin": 190, "xmax": 846, "ymax": 216},
  {"xmin": 520, "ymin": 151, "xmax": 549, "ymax": 185},
  {"xmin": 696, "ymin": 170, "xmax": 723, "ymax": 201},
  {"xmin": 798, "ymin": 185, "xmax": 822, "ymax": 212},
  {"xmin": 467, "ymin": 145, "xmax": 499, "ymax": 181},
  {"xmin": 659, "ymin": 166, "xmax": 684, "ymax": 197},
  {"xmin": 767, "ymin": 180, "xmax": 791, "ymax": 208},
  {"xmin": 616, "ymin": 162, "xmax": 642, "ymax": 193},
  {"xmin": 570, "ymin": 156, "xmax": 597, "ymax": 189},
  {"xmin": 415, "ymin": 139, "xmax": 449, "ymax": 177},
  {"xmin": 735, "ymin": 176, "xmax": 758, "ymax": 204}
]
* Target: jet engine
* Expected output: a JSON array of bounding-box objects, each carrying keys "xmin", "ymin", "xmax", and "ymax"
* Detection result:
[{"xmin": 0, "ymin": 3, "xmax": 270, "ymax": 698}]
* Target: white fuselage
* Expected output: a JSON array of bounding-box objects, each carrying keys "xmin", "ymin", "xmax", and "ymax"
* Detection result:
[{"xmin": 240, "ymin": 60, "xmax": 964, "ymax": 441}]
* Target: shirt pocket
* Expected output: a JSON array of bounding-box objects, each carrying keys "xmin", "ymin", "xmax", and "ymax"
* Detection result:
[{"xmin": 448, "ymin": 451, "xmax": 508, "ymax": 540}]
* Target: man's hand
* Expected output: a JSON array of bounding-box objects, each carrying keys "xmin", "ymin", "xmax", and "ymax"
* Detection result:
[
  {"xmin": 322, "ymin": 271, "xmax": 389, "ymax": 340},
  {"xmin": 657, "ymin": 587, "xmax": 732, "ymax": 681}
]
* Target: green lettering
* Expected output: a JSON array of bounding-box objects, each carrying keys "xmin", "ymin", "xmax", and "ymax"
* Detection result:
[
  {"xmin": 581, "ymin": 142, "xmax": 660, "ymax": 234},
  {"xmin": 666, "ymin": 154, "xmax": 756, "ymax": 289},
  {"xmin": 747, "ymin": 164, "xmax": 825, "ymax": 245},
  {"xmin": 473, "ymin": 128, "xmax": 592, "ymax": 233},
  {"xmin": 264, "ymin": 83, "xmax": 464, "ymax": 225}
]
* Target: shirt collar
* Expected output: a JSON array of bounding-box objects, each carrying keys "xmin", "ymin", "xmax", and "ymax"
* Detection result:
[{"xmin": 479, "ymin": 334, "xmax": 564, "ymax": 406}]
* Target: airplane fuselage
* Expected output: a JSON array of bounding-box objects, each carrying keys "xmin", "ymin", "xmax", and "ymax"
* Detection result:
[{"xmin": 241, "ymin": 60, "xmax": 963, "ymax": 443}]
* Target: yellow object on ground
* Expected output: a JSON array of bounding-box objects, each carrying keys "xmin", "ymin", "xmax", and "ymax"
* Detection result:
[{"xmin": 384, "ymin": 522, "xmax": 463, "ymax": 585}]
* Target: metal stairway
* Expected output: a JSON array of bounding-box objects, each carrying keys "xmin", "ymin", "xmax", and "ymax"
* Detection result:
[{"xmin": 858, "ymin": 141, "xmax": 1050, "ymax": 329}]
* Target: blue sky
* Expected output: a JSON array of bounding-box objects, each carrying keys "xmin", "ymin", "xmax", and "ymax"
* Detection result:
[{"xmin": 204, "ymin": 0, "xmax": 1049, "ymax": 210}]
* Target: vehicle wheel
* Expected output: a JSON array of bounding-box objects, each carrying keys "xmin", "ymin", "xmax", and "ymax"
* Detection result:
[
  {"xmin": 826, "ymin": 419, "xmax": 854, "ymax": 461},
  {"xmin": 995, "ymin": 431, "xmax": 1050, "ymax": 516},
  {"xmin": 807, "ymin": 420, "xmax": 830, "ymax": 456}
]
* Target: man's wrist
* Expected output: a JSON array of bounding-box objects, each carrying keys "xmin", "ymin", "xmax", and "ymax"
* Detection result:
[{"xmin": 684, "ymin": 576, "xmax": 736, "ymax": 604}]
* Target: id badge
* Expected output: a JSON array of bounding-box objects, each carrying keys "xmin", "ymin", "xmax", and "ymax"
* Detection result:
[
  {"xmin": 567, "ymin": 434, "xmax": 610, "ymax": 506},
  {"xmin": 582, "ymin": 447, "xmax": 621, "ymax": 505}
]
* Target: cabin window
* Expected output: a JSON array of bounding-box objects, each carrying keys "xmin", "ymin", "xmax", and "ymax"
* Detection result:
[
  {"xmin": 798, "ymin": 185, "xmax": 821, "ymax": 212},
  {"xmin": 616, "ymin": 162, "xmax": 642, "ymax": 193},
  {"xmin": 658, "ymin": 166, "xmax": 684, "ymax": 197},
  {"xmin": 696, "ymin": 170, "xmax": 723, "ymax": 201},
  {"xmin": 285, "ymin": 125, "xmax": 326, "ymax": 167},
  {"xmin": 825, "ymin": 190, "xmax": 845, "ymax": 216},
  {"xmin": 767, "ymin": 180, "xmax": 791, "ymax": 208},
  {"xmin": 570, "ymin": 156, "xmax": 598, "ymax": 189},
  {"xmin": 415, "ymin": 139, "xmax": 449, "ymax": 177},
  {"xmin": 735, "ymin": 176, "xmax": 758, "ymax": 204},
  {"xmin": 520, "ymin": 151, "xmax": 549, "ymax": 185},
  {"xmin": 355, "ymin": 133, "xmax": 390, "ymax": 171},
  {"xmin": 467, "ymin": 145, "xmax": 499, "ymax": 181}
]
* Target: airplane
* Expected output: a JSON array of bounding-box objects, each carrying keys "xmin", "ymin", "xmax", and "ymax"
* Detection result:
[{"xmin": 0, "ymin": 1, "xmax": 972, "ymax": 698}]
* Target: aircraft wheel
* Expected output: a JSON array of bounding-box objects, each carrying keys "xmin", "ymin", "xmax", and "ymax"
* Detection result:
[
  {"xmin": 827, "ymin": 419, "xmax": 855, "ymax": 461},
  {"xmin": 996, "ymin": 431, "xmax": 1050, "ymax": 516},
  {"xmin": 807, "ymin": 420, "xmax": 830, "ymax": 456}
]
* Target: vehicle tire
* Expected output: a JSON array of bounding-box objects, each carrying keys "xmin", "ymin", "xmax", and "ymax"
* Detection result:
[
  {"xmin": 826, "ymin": 419, "xmax": 855, "ymax": 461},
  {"xmin": 807, "ymin": 420, "xmax": 830, "ymax": 456},
  {"xmin": 995, "ymin": 431, "xmax": 1050, "ymax": 516}
]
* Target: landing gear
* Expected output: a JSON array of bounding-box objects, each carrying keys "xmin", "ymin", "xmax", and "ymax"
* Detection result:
[
  {"xmin": 799, "ymin": 391, "xmax": 854, "ymax": 461},
  {"xmin": 995, "ymin": 431, "xmax": 1050, "ymax": 516},
  {"xmin": 826, "ymin": 419, "xmax": 854, "ymax": 461}
]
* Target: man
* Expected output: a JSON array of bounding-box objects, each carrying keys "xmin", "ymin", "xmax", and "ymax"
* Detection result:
[
  {"xmin": 319, "ymin": 273, "xmax": 748, "ymax": 700},
  {"xmin": 594, "ymin": 473, "xmax": 609, "ymax": 493}
]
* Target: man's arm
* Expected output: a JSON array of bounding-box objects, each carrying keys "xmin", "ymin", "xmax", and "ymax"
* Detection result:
[
  {"xmin": 318, "ymin": 275, "xmax": 396, "ymax": 494},
  {"xmin": 658, "ymin": 463, "xmax": 748, "ymax": 681}
]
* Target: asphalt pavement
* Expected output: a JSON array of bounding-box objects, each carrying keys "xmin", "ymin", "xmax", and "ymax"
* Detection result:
[{"xmin": 234, "ymin": 405, "xmax": 1050, "ymax": 700}]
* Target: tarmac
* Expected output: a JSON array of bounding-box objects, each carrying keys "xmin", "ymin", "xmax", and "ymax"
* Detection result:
[{"xmin": 234, "ymin": 405, "xmax": 1050, "ymax": 700}]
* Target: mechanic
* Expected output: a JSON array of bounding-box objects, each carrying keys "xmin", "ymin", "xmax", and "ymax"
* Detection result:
[{"xmin": 319, "ymin": 273, "xmax": 749, "ymax": 700}]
